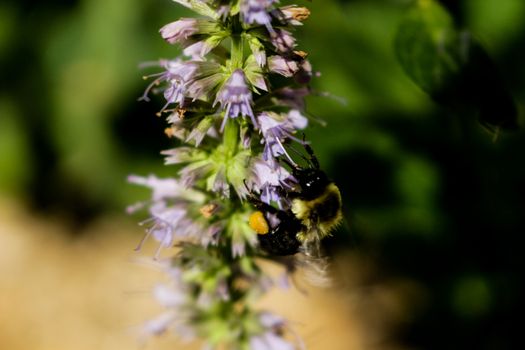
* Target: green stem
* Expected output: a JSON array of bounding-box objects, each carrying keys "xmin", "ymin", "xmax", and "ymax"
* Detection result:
[
  {"xmin": 230, "ymin": 16, "xmax": 244, "ymax": 70},
  {"xmin": 223, "ymin": 116, "xmax": 239, "ymax": 155},
  {"xmin": 231, "ymin": 36, "xmax": 244, "ymax": 69}
]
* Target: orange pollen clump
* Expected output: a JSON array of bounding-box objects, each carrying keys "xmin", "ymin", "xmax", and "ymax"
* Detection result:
[{"xmin": 249, "ymin": 211, "xmax": 269, "ymax": 235}]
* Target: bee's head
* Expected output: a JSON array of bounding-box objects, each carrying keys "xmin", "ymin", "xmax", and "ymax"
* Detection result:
[{"xmin": 293, "ymin": 167, "xmax": 330, "ymax": 200}]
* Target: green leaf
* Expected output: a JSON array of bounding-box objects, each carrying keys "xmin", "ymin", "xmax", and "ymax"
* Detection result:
[
  {"xmin": 395, "ymin": 0, "xmax": 461, "ymax": 97},
  {"xmin": 395, "ymin": 0, "xmax": 518, "ymax": 130},
  {"xmin": 172, "ymin": 0, "xmax": 219, "ymax": 19}
]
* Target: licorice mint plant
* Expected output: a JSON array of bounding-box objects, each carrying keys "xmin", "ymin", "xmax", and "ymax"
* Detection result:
[{"xmin": 128, "ymin": 1, "xmax": 342, "ymax": 349}]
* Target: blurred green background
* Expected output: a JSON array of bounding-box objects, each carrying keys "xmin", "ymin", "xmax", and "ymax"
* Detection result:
[{"xmin": 1, "ymin": 0, "xmax": 525, "ymax": 349}]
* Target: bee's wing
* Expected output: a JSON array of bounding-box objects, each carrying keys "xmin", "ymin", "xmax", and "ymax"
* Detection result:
[
  {"xmin": 302, "ymin": 237, "xmax": 322, "ymax": 258},
  {"xmin": 296, "ymin": 236, "xmax": 332, "ymax": 287},
  {"xmin": 295, "ymin": 251, "xmax": 332, "ymax": 288}
]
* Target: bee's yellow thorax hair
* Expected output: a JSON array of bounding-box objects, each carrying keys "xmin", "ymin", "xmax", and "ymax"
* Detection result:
[{"xmin": 292, "ymin": 183, "xmax": 342, "ymax": 241}]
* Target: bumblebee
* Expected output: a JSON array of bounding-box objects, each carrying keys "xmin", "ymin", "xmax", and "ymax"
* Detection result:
[{"xmin": 248, "ymin": 144, "xmax": 342, "ymax": 257}]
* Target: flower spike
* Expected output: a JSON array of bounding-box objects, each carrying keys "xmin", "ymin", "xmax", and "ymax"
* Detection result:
[{"xmin": 129, "ymin": 0, "xmax": 338, "ymax": 349}]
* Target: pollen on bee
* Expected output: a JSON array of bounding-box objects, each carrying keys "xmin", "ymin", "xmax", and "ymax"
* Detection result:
[{"xmin": 249, "ymin": 211, "xmax": 269, "ymax": 235}]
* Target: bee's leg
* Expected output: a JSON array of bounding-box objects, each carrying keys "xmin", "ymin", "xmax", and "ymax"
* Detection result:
[
  {"xmin": 246, "ymin": 192, "xmax": 281, "ymax": 215},
  {"xmin": 244, "ymin": 180, "xmax": 274, "ymax": 211},
  {"xmin": 302, "ymin": 134, "xmax": 320, "ymax": 169},
  {"xmin": 278, "ymin": 156, "xmax": 299, "ymax": 171},
  {"xmin": 243, "ymin": 179, "xmax": 254, "ymax": 195},
  {"xmin": 277, "ymin": 156, "xmax": 306, "ymax": 190},
  {"xmin": 243, "ymin": 179, "xmax": 271, "ymax": 203},
  {"xmin": 275, "ymin": 185, "xmax": 301, "ymax": 201}
]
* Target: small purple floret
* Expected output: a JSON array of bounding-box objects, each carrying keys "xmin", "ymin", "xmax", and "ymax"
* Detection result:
[{"xmin": 215, "ymin": 69, "xmax": 257, "ymax": 131}]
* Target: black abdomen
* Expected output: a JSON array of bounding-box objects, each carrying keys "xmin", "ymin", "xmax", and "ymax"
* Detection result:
[
  {"xmin": 258, "ymin": 215, "xmax": 303, "ymax": 256},
  {"xmin": 258, "ymin": 230, "xmax": 301, "ymax": 256}
]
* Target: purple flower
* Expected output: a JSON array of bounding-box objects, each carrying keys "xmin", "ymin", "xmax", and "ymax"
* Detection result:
[
  {"xmin": 162, "ymin": 146, "xmax": 207, "ymax": 165},
  {"xmin": 273, "ymin": 87, "xmax": 310, "ymax": 111},
  {"xmin": 268, "ymin": 55, "xmax": 299, "ymax": 77},
  {"xmin": 143, "ymin": 313, "xmax": 174, "ymax": 336},
  {"xmin": 127, "ymin": 175, "xmax": 223, "ymax": 257},
  {"xmin": 214, "ymin": 69, "xmax": 257, "ymax": 131},
  {"xmin": 141, "ymin": 263, "xmax": 198, "ymax": 341},
  {"xmin": 211, "ymin": 168, "xmax": 230, "ymax": 198},
  {"xmin": 179, "ymin": 162, "xmax": 213, "ymax": 188},
  {"xmin": 216, "ymin": 5, "xmax": 231, "ymax": 20},
  {"xmin": 250, "ymin": 333, "xmax": 294, "ymax": 350},
  {"xmin": 140, "ymin": 59, "xmax": 223, "ymax": 114},
  {"xmin": 140, "ymin": 59, "xmax": 198, "ymax": 113},
  {"xmin": 271, "ymin": 29, "xmax": 296, "ymax": 53},
  {"xmin": 127, "ymin": 175, "xmax": 188, "ymax": 203},
  {"xmin": 183, "ymin": 40, "xmax": 214, "ymax": 60},
  {"xmin": 153, "ymin": 283, "xmax": 186, "ymax": 308},
  {"xmin": 257, "ymin": 110, "xmax": 308, "ymax": 163},
  {"xmin": 259, "ymin": 311, "xmax": 286, "ymax": 329},
  {"xmin": 163, "ymin": 60, "xmax": 198, "ymax": 107},
  {"xmin": 145, "ymin": 202, "xmax": 199, "ymax": 256},
  {"xmin": 230, "ymin": 221, "xmax": 258, "ymax": 257},
  {"xmin": 267, "ymin": 53, "xmax": 313, "ymax": 83},
  {"xmin": 241, "ymin": 0, "xmax": 278, "ymax": 32},
  {"xmin": 287, "ymin": 109, "xmax": 308, "ymax": 129},
  {"xmin": 249, "ymin": 312, "xmax": 296, "ymax": 350},
  {"xmin": 250, "ymin": 158, "xmax": 294, "ymax": 205},
  {"xmin": 160, "ymin": 18, "xmax": 199, "ymax": 44}
]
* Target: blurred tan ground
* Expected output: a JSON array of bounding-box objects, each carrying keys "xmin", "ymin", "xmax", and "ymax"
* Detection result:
[{"xmin": 0, "ymin": 198, "xmax": 422, "ymax": 350}]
